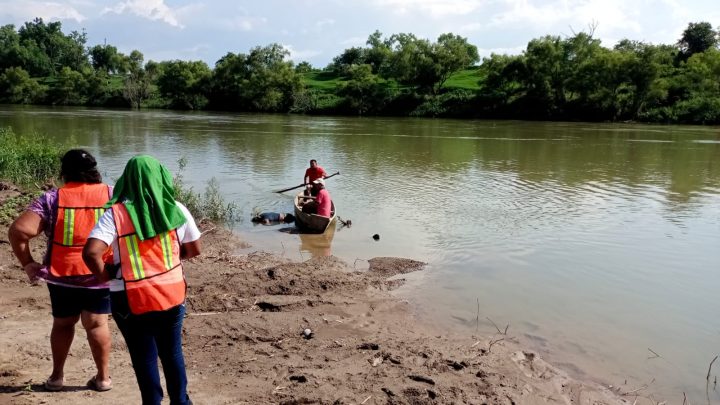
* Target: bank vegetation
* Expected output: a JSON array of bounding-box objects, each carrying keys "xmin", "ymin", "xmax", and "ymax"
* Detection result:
[
  {"xmin": 0, "ymin": 127, "xmax": 237, "ymax": 224},
  {"xmin": 2, "ymin": 18, "xmax": 720, "ymax": 123}
]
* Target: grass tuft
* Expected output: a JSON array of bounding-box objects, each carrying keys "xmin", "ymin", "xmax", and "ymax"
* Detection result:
[{"xmin": 0, "ymin": 127, "xmax": 64, "ymax": 186}]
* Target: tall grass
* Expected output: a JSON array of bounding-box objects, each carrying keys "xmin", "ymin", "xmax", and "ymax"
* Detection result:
[
  {"xmin": 0, "ymin": 127, "xmax": 64, "ymax": 186},
  {"xmin": 173, "ymin": 156, "xmax": 240, "ymax": 224},
  {"xmin": 0, "ymin": 130, "xmax": 239, "ymax": 225}
]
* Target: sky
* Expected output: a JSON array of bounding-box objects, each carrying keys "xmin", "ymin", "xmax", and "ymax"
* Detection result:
[{"xmin": 1, "ymin": 0, "xmax": 718, "ymax": 67}]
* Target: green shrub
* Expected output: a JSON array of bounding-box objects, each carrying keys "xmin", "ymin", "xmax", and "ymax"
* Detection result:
[
  {"xmin": 0, "ymin": 127, "xmax": 65, "ymax": 186},
  {"xmin": 410, "ymin": 89, "xmax": 476, "ymax": 117}
]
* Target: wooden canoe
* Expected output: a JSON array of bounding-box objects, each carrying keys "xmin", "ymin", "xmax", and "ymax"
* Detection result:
[{"xmin": 294, "ymin": 191, "xmax": 337, "ymax": 234}]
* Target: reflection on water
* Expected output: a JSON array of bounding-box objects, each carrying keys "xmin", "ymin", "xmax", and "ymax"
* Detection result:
[
  {"xmin": 299, "ymin": 223, "xmax": 336, "ymax": 258},
  {"xmin": 2, "ymin": 106, "xmax": 719, "ymax": 402}
]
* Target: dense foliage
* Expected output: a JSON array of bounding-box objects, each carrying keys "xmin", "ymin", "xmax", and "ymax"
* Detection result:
[{"xmin": 2, "ymin": 18, "xmax": 720, "ymax": 123}]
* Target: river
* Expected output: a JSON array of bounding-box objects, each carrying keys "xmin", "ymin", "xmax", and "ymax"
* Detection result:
[{"xmin": 1, "ymin": 105, "xmax": 719, "ymax": 402}]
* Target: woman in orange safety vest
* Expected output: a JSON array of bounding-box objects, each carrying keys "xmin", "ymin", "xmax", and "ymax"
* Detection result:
[
  {"xmin": 8, "ymin": 149, "xmax": 113, "ymax": 392},
  {"xmin": 83, "ymin": 155, "xmax": 201, "ymax": 405}
]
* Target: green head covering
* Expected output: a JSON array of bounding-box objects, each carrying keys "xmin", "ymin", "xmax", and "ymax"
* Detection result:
[{"xmin": 105, "ymin": 155, "xmax": 186, "ymax": 240}]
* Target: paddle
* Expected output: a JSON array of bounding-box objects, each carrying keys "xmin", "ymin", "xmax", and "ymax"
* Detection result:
[{"xmin": 274, "ymin": 171, "xmax": 340, "ymax": 193}]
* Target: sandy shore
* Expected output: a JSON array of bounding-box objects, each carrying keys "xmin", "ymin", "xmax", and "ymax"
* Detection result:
[{"xmin": 0, "ymin": 185, "xmax": 645, "ymax": 404}]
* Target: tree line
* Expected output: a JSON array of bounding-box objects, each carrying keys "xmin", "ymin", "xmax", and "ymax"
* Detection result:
[{"xmin": 1, "ymin": 18, "xmax": 720, "ymax": 124}]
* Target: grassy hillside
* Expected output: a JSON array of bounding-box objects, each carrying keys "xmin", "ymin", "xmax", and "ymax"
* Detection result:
[
  {"xmin": 301, "ymin": 68, "xmax": 482, "ymax": 94},
  {"xmin": 443, "ymin": 67, "xmax": 482, "ymax": 90},
  {"xmin": 301, "ymin": 71, "xmax": 346, "ymax": 93}
]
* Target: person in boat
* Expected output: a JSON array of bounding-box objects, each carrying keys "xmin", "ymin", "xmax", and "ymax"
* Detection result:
[
  {"xmin": 7, "ymin": 149, "xmax": 113, "ymax": 392},
  {"xmin": 82, "ymin": 155, "xmax": 201, "ymax": 405},
  {"xmin": 251, "ymin": 212, "xmax": 295, "ymax": 225},
  {"xmin": 304, "ymin": 159, "xmax": 327, "ymax": 186},
  {"xmin": 303, "ymin": 159, "xmax": 327, "ymax": 196},
  {"xmin": 301, "ymin": 178, "xmax": 332, "ymax": 217}
]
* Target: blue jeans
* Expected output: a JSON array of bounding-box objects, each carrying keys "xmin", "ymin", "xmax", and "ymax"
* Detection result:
[{"xmin": 111, "ymin": 292, "xmax": 191, "ymax": 405}]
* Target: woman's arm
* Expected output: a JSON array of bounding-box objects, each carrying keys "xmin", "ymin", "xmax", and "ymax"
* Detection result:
[
  {"xmin": 82, "ymin": 238, "xmax": 110, "ymax": 283},
  {"xmin": 180, "ymin": 239, "xmax": 201, "ymax": 260},
  {"xmin": 8, "ymin": 211, "xmax": 44, "ymax": 281}
]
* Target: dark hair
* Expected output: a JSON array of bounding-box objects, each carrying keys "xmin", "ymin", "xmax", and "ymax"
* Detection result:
[
  {"xmin": 310, "ymin": 159, "xmax": 317, "ymax": 164},
  {"xmin": 284, "ymin": 213, "xmax": 295, "ymax": 223},
  {"xmin": 60, "ymin": 149, "xmax": 102, "ymax": 184}
]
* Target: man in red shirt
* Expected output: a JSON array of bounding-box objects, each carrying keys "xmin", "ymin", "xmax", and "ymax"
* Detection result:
[
  {"xmin": 304, "ymin": 159, "xmax": 327, "ymax": 185},
  {"xmin": 301, "ymin": 178, "xmax": 332, "ymax": 217},
  {"xmin": 314, "ymin": 178, "xmax": 332, "ymax": 217}
]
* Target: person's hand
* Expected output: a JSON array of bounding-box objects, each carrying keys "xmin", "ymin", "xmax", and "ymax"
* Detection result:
[{"xmin": 23, "ymin": 262, "xmax": 42, "ymax": 283}]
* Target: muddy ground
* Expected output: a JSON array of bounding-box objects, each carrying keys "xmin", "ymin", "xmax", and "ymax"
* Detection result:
[{"xmin": 0, "ymin": 185, "xmax": 647, "ymax": 404}]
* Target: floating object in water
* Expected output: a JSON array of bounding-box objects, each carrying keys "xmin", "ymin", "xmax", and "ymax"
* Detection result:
[
  {"xmin": 338, "ymin": 216, "xmax": 352, "ymax": 227},
  {"xmin": 302, "ymin": 328, "xmax": 313, "ymax": 339},
  {"xmin": 372, "ymin": 234, "xmax": 380, "ymax": 241}
]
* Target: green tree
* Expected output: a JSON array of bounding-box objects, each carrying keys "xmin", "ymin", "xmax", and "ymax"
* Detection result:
[
  {"xmin": 520, "ymin": 35, "xmax": 567, "ymax": 116},
  {"xmin": 331, "ymin": 46, "xmax": 366, "ymax": 76},
  {"xmin": 295, "ymin": 61, "xmax": 313, "ymax": 73},
  {"xmin": 432, "ymin": 33, "xmax": 479, "ymax": 92},
  {"xmin": 365, "ymin": 30, "xmax": 392, "ymax": 74},
  {"xmin": 668, "ymin": 49, "xmax": 720, "ymax": 123},
  {"xmin": 210, "ymin": 44, "xmax": 301, "ymax": 111},
  {"xmin": 336, "ymin": 64, "xmax": 390, "ymax": 115},
  {"xmin": 156, "ymin": 60, "xmax": 211, "ymax": 109},
  {"xmin": 84, "ymin": 69, "xmax": 114, "ymax": 106},
  {"xmin": 17, "ymin": 18, "xmax": 88, "ymax": 74},
  {"xmin": 90, "ymin": 44, "xmax": 121, "ymax": 73},
  {"xmin": 478, "ymin": 53, "xmax": 526, "ymax": 113},
  {"xmin": 385, "ymin": 33, "xmax": 429, "ymax": 85},
  {"xmin": 385, "ymin": 32, "xmax": 478, "ymax": 94},
  {"xmin": 514, "ymin": 32, "xmax": 607, "ymax": 118},
  {"xmin": 127, "ymin": 50, "xmax": 144, "ymax": 73},
  {"xmin": 613, "ymin": 40, "xmax": 675, "ymax": 119},
  {"xmin": 48, "ymin": 66, "xmax": 87, "ymax": 105},
  {"xmin": 0, "ymin": 25, "xmax": 25, "ymax": 72},
  {"xmin": 64, "ymin": 30, "xmax": 89, "ymax": 71},
  {"xmin": 678, "ymin": 22, "xmax": 718, "ymax": 60},
  {"xmin": 0, "ymin": 66, "xmax": 46, "ymax": 103},
  {"xmin": 122, "ymin": 51, "xmax": 152, "ymax": 108}
]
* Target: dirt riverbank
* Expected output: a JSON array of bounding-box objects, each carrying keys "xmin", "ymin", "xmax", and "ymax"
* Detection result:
[{"xmin": 0, "ymin": 185, "xmax": 646, "ymax": 404}]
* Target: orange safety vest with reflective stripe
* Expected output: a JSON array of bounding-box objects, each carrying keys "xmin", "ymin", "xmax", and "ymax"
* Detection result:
[
  {"xmin": 49, "ymin": 183, "xmax": 111, "ymax": 277},
  {"xmin": 112, "ymin": 203, "xmax": 186, "ymax": 315}
]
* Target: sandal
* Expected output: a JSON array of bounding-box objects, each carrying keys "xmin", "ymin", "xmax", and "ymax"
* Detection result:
[
  {"xmin": 44, "ymin": 377, "xmax": 63, "ymax": 392},
  {"xmin": 87, "ymin": 375, "xmax": 112, "ymax": 392}
]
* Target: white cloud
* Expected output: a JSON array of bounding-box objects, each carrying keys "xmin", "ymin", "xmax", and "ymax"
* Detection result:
[
  {"xmin": 148, "ymin": 43, "xmax": 211, "ymax": 62},
  {"xmin": 2, "ymin": 1, "xmax": 86, "ymax": 24},
  {"xmin": 283, "ymin": 44, "xmax": 322, "ymax": 62},
  {"xmin": 315, "ymin": 18, "xmax": 335, "ymax": 29},
  {"xmin": 477, "ymin": 45, "xmax": 526, "ymax": 58},
  {"xmin": 340, "ymin": 36, "xmax": 367, "ymax": 46},
  {"xmin": 102, "ymin": 0, "xmax": 184, "ymax": 28},
  {"xmin": 368, "ymin": 0, "xmax": 485, "ymax": 17},
  {"xmin": 217, "ymin": 16, "xmax": 268, "ymax": 31},
  {"xmin": 456, "ymin": 22, "xmax": 483, "ymax": 33},
  {"xmin": 477, "ymin": 0, "xmax": 652, "ymax": 51},
  {"xmin": 175, "ymin": 3, "xmax": 207, "ymax": 23}
]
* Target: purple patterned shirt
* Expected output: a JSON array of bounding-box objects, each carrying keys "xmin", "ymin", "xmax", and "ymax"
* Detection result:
[{"xmin": 27, "ymin": 186, "xmax": 112, "ymax": 289}]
